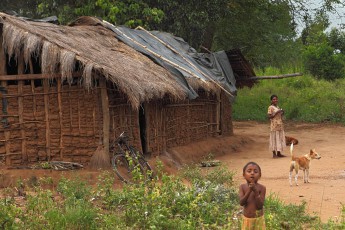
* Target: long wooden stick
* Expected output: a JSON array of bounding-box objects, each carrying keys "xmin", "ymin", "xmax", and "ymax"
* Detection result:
[
  {"xmin": 57, "ymin": 78, "xmax": 63, "ymax": 159},
  {"xmin": 43, "ymin": 79, "xmax": 51, "ymax": 161},
  {"xmin": 100, "ymin": 78, "xmax": 110, "ymax": 154},
  {"xmin": 0, "ymin": 33, "xmax": 11, "ymax": 166},
  {"xmin": 240, "ymin": 73, "xmax": 303, "ymax": 80},
  {"xmin": 18, "ymin": 54, "xmax": 27, "ymax": 163}
]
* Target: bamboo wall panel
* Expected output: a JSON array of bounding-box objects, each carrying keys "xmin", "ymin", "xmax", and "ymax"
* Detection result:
[
  {"xmin": 163, "ymin": 90, "xmax": 219, "ymax": 149},
  {"xmin": 59, "ymin": 85, "xmax": 101, "ymax": 163},
  {"xmin": 0, "ymin": 80, "xmax": 103, "ymax": 165},
  {"xmin": 220, "ymin": 90, "xmax": 233, "ymax": 135},
  {"xmin": 108, "ymin": 85, "xmax": 141, "ymax": 153}
]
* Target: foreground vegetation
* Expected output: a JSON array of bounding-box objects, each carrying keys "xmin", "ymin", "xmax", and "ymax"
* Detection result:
[
  {"xmin": 233, "ymin": 69, "xmax": 345, "ymax": 124},
  {"xmin": 0, "ymin": 162, "xmax": 344, "ymax": 229}
]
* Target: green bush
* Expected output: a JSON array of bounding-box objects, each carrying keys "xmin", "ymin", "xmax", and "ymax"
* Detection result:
[
  {"xmin": 0, "ymin": 163, "xmax": 344, "ymax": 228},
  {"xmin": 233, "ymin": 74, "xmax": 345, "ymax": 124},
  {"xmin": 303, "ymin": 43, "xmax": 345, "ymax": 80}
]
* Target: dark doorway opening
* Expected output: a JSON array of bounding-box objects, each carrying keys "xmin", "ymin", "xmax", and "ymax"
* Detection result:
[{"xmin": 139, "ymin": 104, "xmax": 147, "ymax": 154}]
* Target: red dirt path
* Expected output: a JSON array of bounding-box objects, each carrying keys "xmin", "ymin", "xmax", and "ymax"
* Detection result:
[{"xmin": 162, "ymin": 121, "xmax": 345, "ymax": 223}]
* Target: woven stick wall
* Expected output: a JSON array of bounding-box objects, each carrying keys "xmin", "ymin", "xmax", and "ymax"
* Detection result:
[
  {"xmin": 107, "ymin": 84, "xmax": 141, "ymax": 152},
  {"xmin": 0, "ymin": 79, "xmax": 103, "ymax": 165},
  {"xmin": 144, "ymin": 90, "xmax": 224, "ymax": 154}
]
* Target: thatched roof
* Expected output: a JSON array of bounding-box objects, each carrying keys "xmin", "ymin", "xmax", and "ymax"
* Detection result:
[{"xmin": 0, "ymin": 13, "xmax": 189, "ymax": 108}]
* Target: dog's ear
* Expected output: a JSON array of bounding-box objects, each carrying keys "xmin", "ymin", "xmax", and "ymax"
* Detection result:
[{"xmin": 310, "ymin": 149, "xmax": 316, "ymax": 153}]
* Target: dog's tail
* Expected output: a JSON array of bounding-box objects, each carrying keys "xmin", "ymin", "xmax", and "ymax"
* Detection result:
[{"xmin": 290, "ymin": 143, "xmax": 294, "ymax": 160}]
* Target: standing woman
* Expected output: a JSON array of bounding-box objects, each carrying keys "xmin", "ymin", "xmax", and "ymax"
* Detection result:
[{"xmin": 267, "ymin": 95, "xmax": 286, "ymax": 158}]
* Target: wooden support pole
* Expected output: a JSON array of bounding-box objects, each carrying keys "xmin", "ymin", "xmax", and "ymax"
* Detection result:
[
  {"xmin": 57, "ymin": 78, "xmax": 63, "ymax": 159},
  {"xmin": 30, "ymin": 60, "xmax": 37, "ymax": 118},
  {"xmin": 0, "ymin": 29, "xmax": 11, "ymax": 165},
  {"xmin": 18, "ymin": 54, "xmax": 27, "ymax": 163},
  {"xmin": 100, "ymin": 78, "xmax": 110, "ymax": 155},
  {"xmin": 187, "ymin": 100, "xmax": 191, "ymax": 143},
  {"xmin": 68, "ymin": 86, "xmax": 73, "ymax": 130},
  {"xmin": 162, "ymin": 106, "xmax": 166, "ymax": 152},
  {"xmin": 216, "ymin": 90, "xmax": 221, "ymax": 135},
  {"xmin": 43, "ymin": 79, "xmax": 51, "ymax": 161},
  {"xmin": 77, "ymin": 88, "xmax": 81, "ymax": 134}
]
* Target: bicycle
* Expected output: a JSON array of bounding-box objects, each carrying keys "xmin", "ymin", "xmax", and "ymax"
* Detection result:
[{"xmin": 111, "ymin": 132, "xmax": 153, "ymax": 183}]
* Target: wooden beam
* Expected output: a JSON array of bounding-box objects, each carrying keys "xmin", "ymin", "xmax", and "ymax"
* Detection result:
[
  {"xmin": 100, "ymin": 78, "xmax": 110, "ymax": 155},
  {"xmin": 57, "ymin": 78, "xmax": 63, "ymax": 159},
  {"xmin": 43, "ymin": 79, "xmax": 51, "ymax": 161},
  {"xmin": 18, "ymin": 54, "xmax": 27, "ymax": 163},
  {"xmin": 216, "ymin": 90, "xmax": 221, "ymax": 134},
  {"xmin": 0, "ymin": 33, "xmax": 11, "ymax": 166},
  {"xmin": 0, "ymin": 72, "xmax": 82, "ymax": 81}
]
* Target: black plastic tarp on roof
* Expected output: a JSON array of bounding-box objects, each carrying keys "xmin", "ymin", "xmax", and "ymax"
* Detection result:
[{"xmin": 103, "ymin": 24, "xmax": 237, "ymax": 100}]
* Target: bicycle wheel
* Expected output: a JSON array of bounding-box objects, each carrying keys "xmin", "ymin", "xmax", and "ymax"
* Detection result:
[
  {"xmin": 129, "ymin": 147, "xmax": 154, "ymax": 181},
  {"xmin": 112, "ymin": 154, "xmax": 133, "ymax": 183},
  {"xmin": 138, "ymin": 156, "xmax": 154, "ymax": 180}
]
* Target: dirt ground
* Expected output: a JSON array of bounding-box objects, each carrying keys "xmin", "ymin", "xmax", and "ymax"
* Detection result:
[
  {"xmin": 161, "ymin": 121, "xmax": 345, "ymax": 223},
  {"xmin": 0, "ymin": 121, "xmax": 344, "ymax": 223}
]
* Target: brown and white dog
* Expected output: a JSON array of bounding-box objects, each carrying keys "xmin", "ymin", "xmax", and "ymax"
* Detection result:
[{"xmin": 289, "ymin": 143, "xmax": 321, "ymax": 186}]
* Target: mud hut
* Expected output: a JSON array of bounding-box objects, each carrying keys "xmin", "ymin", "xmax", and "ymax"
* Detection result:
[{"xmin": 0, "ymin": 13, "xmax": 240, "ymax": 166}]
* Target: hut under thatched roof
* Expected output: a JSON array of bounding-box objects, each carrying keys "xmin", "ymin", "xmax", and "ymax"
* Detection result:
[{"xmin": 0, "ymin": 12, "xmax": 245, "ymax": 166}]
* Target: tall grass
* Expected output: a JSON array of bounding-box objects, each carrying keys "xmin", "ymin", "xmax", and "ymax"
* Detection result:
[{"xmin": 233, "ymin": 68, "xmax": 345, "ymax": 124}]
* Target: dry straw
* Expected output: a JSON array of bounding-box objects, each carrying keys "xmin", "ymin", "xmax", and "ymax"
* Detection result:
[{"xmin": 89, "ymin": 145, "xmax": 111, "ymax": 170}]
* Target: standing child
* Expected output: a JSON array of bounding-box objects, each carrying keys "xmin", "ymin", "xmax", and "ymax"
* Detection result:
[
  {"xmin": 239, "ymin": 162, "xmax": 266, "ymax": 230},
  {"xmin": 267, "ymin": 94, "xmax": 286, "ymax": 158}
]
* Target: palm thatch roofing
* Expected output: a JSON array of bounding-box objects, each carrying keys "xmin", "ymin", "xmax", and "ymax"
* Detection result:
[
  {"xmin": 0, "ymin": 12, "xmax": 191, "ymax": 108},
  {"xmin": 0, "ymin": 12, "xmax": 238, "ymax": 108}
]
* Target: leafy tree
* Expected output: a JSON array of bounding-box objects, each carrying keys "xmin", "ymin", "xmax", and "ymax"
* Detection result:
[
  {"xmin": 36, "ymin": 0, "xmax": 165, "ymax": 28},
  {"xmin": 213, "ymin": 0, "xmax": 299, "ymax": 69},
  {"xmin": 0, "ymin": 0, "xmax": 41, "ymax": 18},
  {"xmin": 300, "ymin": 10, "xmax": 330, "ymax": 46},
  {"xmin": 146, "ymin": 0, "xmax": 230, "ymax": 50},
  {"xmin": 303, "ymin": 43, "xmax": 345, "ymax": 80},
  {"xmin": 301, "ymin": 10, "xmax": 345, "ymax": 80},
  {"xmin": 328, "ymin": 28, "xmax": 345, "ymax": 53}
]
